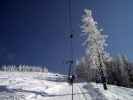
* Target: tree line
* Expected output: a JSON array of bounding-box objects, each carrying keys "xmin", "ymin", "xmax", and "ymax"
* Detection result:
[
  {"xmin": 75, "ymin": 55, "xmax": 133, "ymax": 88},
  {"xmin": 75, "ymin": 9, "xmax": 133, "ymax": 88},
  {"xmin": 0, "ymin": 65, "xmax": 48, "ymax": 73}
]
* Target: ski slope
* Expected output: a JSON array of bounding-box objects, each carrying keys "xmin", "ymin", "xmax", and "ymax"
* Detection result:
[{"xmin": 0, "ymin": 71, "xmax": 133, "ymax": 100}]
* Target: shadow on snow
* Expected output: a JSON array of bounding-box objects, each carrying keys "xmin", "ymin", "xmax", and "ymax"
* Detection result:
[
  {"xmin": 83, "ymin": 83, "xmax": 107, "ymax": 100},
  {"xmin": 0, "ymin": 85, "xmax": 94, "ymax": 98}
]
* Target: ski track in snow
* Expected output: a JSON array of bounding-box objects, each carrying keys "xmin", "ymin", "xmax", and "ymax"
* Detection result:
[{"xmin": 0, "ymin": 72, "xmax": 133, "ymax": 100}]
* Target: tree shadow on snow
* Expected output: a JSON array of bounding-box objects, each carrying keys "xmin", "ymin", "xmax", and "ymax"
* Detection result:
[
  {"xmin": 48, "ymin": 92, "xmax": 91, "ymax": 97},
  {"xmin": 83, "ymin": 83, "xmax": 107, "ymax": 100},
  {"xmin": 0, "ymin": 86, "xmax": 15, "ymax": 93},
  {"xmin": 0, "ymin": 85, "xmax": 92, "ymax": 98},
  {"xmin": 0, "ymin": 85, "xmax": 48, "ymax": 97}
]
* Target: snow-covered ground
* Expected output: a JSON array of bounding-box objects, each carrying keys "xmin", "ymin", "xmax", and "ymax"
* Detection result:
[{"xmin": 0, "ymin": 71, "xmax": 133, "ymax": 100}]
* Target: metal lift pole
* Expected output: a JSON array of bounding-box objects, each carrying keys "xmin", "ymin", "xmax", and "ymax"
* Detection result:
[
  {"xmin": 68, "ymin": 0, "xmax": 75, "ymax": 99},
  {"xmin": 67, "ymin": 34, "xmax": 74, "ymax": 100}
]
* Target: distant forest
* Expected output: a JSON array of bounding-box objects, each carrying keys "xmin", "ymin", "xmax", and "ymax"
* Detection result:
[
  {"xmin": 0, "ymin": 65, "xmax": 48, "ymax": 73},
  {"xmin": 75, "ymin": 55, "xmax": 133, "ymax": 88}
]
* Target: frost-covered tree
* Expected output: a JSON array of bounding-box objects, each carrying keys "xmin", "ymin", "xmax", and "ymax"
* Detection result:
[
  {"xmin": 80, "ymin": 9, "xmax": 112, "ymax": 89},
  {"xmin": 1, "ymin": 65, "xmax": 48, "ymax": 73},
  {"xmin": 118, "ymin": 55, "xmax": 130, "ymax": 86},
  {"xmin": 81, "ymin": 9, "xmax": 111, "ymax": 69}
]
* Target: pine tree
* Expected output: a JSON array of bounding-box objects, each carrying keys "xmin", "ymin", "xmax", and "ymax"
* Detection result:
[
  {"xmin": 81, "ymin": 9, "xmax": 111, "ymax": 68},
  {"xmin": 81, "ymin": 9, "xmax": 111, "ymax": 89}
]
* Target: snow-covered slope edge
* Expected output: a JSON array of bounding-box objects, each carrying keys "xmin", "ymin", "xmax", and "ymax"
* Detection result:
[{"xmin": 0, "ymin": 72, "xmax": 133, "ymax": 100}]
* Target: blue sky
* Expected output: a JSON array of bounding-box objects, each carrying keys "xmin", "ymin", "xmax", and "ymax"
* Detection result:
[{"xmin": 0, "ymin": 0, "xmax": 132, "ymax": 73}]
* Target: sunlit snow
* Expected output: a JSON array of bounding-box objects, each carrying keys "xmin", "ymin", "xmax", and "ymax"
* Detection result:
[{"xmin": 0, "ymin": 71, "xmax": 133, "ymax": 100}]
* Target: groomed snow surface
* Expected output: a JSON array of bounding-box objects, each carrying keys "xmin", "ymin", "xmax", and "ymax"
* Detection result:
[{"xmin": 0, "ymin": 72, "xmax": 133, "ymax": 100}]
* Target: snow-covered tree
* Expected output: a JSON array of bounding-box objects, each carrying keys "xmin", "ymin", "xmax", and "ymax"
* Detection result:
[
  {"xmin": 118, "ymin": 55, "xmax": 130, "ymax": 86},
  {"xmin": 81, "ymin": 9, "xmax": 111, "ymax": 69},
  {"xmin": 1, "ymin": 65, "xmax": 48, "ymax": 73}
]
